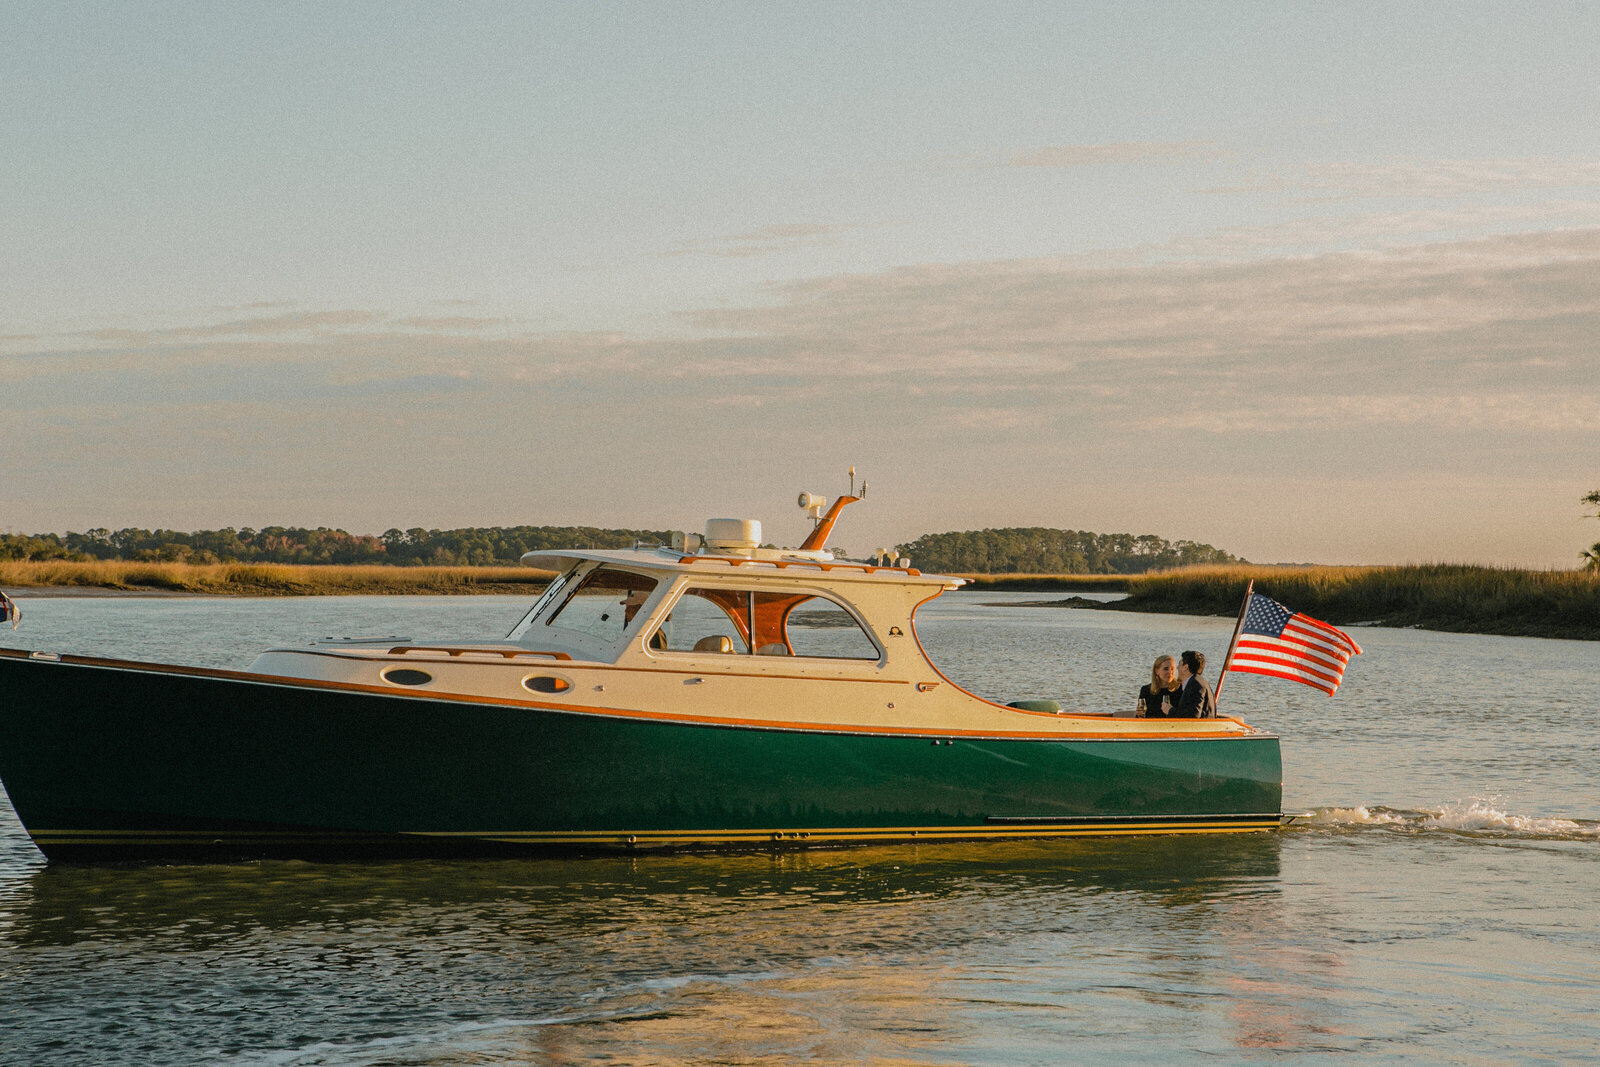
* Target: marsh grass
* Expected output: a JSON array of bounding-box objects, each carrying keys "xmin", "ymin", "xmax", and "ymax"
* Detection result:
[
  {"xmin": 1114, "ymin": 563, "xmax": 1600, "ymax": 640},
  {"xmin": 0, "ymin": 560, "xmax": 554, "ymax": 596},
  {"xmin": 4, "ymin": 559, "xmax": 1595, "ymax": 639}
]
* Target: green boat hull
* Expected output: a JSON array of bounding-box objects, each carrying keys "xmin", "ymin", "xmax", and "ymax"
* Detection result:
[{"xmin": 0, "ymin": 652, "xmax": 1282, "ymax": 862}]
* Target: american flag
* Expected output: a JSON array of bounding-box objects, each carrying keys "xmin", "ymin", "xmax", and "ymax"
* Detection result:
[{"xmin": 1228, "ymin": 593, "xmax": 1361, "ymax": 696}]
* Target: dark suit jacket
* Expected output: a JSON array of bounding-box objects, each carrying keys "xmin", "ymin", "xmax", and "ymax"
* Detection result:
[{"xmin": 1173, "ymin": 676, "xmax": 1216, "ymax": 719}]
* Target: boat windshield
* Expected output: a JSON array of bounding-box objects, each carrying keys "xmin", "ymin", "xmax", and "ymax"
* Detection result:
[
  {"xmin": 539, "ymin": 567, "xmax": 661, "ymax": 644},
  {"xmin": 505, "ymin": 566, "xmax": 579, "ymax": 640}
]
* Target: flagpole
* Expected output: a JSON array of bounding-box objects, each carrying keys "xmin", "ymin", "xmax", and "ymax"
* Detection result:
[{"xmin": 1213, "ymin": 579, "xmax": 1254, "ymax": 708}]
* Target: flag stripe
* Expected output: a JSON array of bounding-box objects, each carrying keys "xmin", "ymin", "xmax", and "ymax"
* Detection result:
[
  {"xmin": 1287, "ymin": 615, "xmax": 1361, "ymax": 654},
  {"xmin": 1229, "ymin": 663, "xmax": 1340, "ymax": 696},
  {"xmin": 1283, "ymin": 619, "xmax": 1360, "ymax": 656},
  {"xmin": 1278, "ymin": 620, "xmax": 1354, "ymax": 653}
]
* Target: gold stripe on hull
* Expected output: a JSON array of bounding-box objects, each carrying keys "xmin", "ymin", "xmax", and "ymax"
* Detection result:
[{"xmin": 29, "ymin": 820, "xmax": 1281, "ymax": 851}]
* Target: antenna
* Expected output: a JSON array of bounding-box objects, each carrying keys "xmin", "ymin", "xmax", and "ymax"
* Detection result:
[{"xmin": 849, "ymin": 466, "xmax": 855, "ymax": 497}]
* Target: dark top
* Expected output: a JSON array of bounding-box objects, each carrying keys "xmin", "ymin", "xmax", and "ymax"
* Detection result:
[
  {"xmin": 1172, "ymin": 676, "xmax": 1216, "ymax": 719},
  {"xmin": 1138, "ymin": 683, "xmax": 1179, "ymax": 718}
]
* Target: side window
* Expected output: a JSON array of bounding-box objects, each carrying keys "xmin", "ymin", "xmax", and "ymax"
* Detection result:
[
  {"xmin": 784, "ymin": 596, "xmax": 881, "ymax": 660},
  {"xmin": 653, "ymin": 587, "xmax": 879, "ymax": 660},
  {"xmin": 655, "ymin": 588, "xmax": 750, "ymax": 653},
  {"xmin": 544, "ymin": 568, "xmax": 659, "ymax": 643}
]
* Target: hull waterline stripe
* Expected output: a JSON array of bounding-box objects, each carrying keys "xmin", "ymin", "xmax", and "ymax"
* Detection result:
[{"xmin": 28, "ymin": 818, "xmax": 1283, "ymax": 848}]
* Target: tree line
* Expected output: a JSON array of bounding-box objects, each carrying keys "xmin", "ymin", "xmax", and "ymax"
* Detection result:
[
  {"xmin": 0, "ymin": 526, "xmax": 673, "ymax": 566},
  {"xmin": 898, "ymin": 527, "xmax": 1241, "ymax": 574},
  {"xmin": 0, "ymin": 522, "xmax": 1237, "ymax": 573}
]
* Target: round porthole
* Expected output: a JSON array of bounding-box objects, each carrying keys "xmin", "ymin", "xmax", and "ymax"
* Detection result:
[
  {"xmin": 382, "ymin": 668, "xmax": 434, "ymax": 686},
  {"xmin": 523, "ymin": 675, "xmax": 572, "ymax": 694}
]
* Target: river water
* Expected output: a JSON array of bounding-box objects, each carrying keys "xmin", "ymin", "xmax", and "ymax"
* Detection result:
[{"xmin": 1, "ymin": 592, "xmax": 1596, "ymax": 1064}]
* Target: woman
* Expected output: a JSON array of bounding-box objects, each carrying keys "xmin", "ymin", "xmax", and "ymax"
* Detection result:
[{"xmin": 1138, "ymin": 654, "xmax": 1181, "ymax": 717}]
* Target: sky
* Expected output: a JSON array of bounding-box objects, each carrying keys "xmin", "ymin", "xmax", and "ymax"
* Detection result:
[{"xmin": 4, "ymin": 1, "xmax": 1599, "ymax": 567}]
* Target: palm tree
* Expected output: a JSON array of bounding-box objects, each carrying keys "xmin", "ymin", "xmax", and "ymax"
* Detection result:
[{"xmin": 1583, "ymin": 491, "xmax": 1600, "ymax": 569}]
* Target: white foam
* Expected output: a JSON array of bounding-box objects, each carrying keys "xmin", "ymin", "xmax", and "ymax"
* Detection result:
[
  {"xmin": 1423, "ymin": 799, "xmax": 1591, "ymax": 836},
  {"xmin": 1301, "ymin": 800, "xmax": 1598, "ymax": 839},
  {"xmin": 1306, "ymin": 805, "xmax": 1407, "ymax": 827}
]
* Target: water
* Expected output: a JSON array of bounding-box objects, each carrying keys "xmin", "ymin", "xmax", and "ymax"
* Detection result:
[{"xmin": 2, "ymin": 592, "xmax": 1597, "ymax": 1064}]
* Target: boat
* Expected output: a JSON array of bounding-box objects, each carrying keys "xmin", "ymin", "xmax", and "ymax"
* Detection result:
[{"xmin": 0, "ymin": 484, "xmax": 1282, "ymax": 862}]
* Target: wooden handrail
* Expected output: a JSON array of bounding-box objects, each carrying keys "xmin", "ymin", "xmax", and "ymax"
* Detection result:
[
  {"xmin": 674, "ymin": 556, "xmax": 920, "ymax": 577},
  {"xmin": 386, "ymin": 646, "xmax": 572, "ymax": 661}
]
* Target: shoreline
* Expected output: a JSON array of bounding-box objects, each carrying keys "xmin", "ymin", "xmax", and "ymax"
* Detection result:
[{"xmin": 971, "ymin": 565, "xmax": 1600, "ymax": 642}]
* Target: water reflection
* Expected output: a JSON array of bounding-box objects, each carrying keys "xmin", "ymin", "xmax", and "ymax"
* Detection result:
[
  {"xmin": 2, "ymin": 835, "xmax": 1282, "ymax": 950},
  {"xmin": 0, "ymin": 836, "xmax": 1292, "ymax": 1064}
]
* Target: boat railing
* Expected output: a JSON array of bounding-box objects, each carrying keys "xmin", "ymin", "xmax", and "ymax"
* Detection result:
[
  {"xmin": 676, "ymin": 556, "xmax": 921, "ymax": 577},
  {"xmin": 386, "ymin": 646, "xmax": 573, "ymax": 661}
]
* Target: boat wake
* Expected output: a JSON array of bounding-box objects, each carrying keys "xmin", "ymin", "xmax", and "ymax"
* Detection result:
[{"xmin": 1295, "ymin": 799, "xmax": 1600, "ymax": 841}]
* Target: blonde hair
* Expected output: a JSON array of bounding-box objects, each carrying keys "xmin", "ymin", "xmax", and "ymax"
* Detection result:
[{"xmin": 1150, "ymin": 655, "xmax": 1177, "ymax": 691}]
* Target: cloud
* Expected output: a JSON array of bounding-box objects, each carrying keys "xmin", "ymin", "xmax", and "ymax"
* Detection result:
[
  {"xmin": 658, "ymin": 223, "xmax": 858, "ymax": 258},
  {"xmin": 1209, "ymin": 157, "xmax": 1600, "ymax": 201},
  {"xmin": 395, "ymin": 316, "xmax": 514, "ymax": 332},
  {"xmin": 7, "ymin": 226, "xmax": 1598, "ymax": 565},
  {"xmin": 1161, "ymin": 393, "xmax": 1600, "ymax": 434},
  {"xmin": 1003, "ymin": 141, "xmax": 1221, "ymax": 168},
  {"xmin": 13, "ymin": 228, "xmax": 1600, "ymax": 430},
  {"xmin": 83, "ymin": 309, "xmax": 380, "ymax": 344},
  {"xmin": 1163, "ymin": 200, "xmax": 1600, "ymax": 257}
]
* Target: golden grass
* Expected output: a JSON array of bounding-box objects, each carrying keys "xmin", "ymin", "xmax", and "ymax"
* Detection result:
[
  {"xmin": 0, "ymin": 560, "xmax": 555, "ymax": 596},
  {"xmin": 1115, "ymin": 562, "xmax": 1600, "ymax": 639}
]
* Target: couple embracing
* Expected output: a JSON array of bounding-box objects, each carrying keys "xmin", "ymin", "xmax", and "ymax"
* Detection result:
[{"xmin": 1137, "ymin": 650, "xmax": 1215, "ymax": 719}]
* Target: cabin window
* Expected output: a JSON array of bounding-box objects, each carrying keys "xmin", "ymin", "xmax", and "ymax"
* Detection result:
[
  {"xmin": 654, "ymin": 587, "xmax": 880, "ymax": 660},
  {"xmin": 542, "ymin": 567, "xmax": 660, "ymax": 643},
  {"xmin": 655, "ymin": 589, "xmax": 751, "ymax": 654},
  {"xmin": 382, "ymin": 668, "xmax": 434, "ymax": 686},
  {"xmin": 783, "ymin": 597, "xmax": 882, "ymax": 660}
]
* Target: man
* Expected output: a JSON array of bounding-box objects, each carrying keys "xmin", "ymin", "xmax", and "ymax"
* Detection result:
[{"xmin": 1172, "ymin": 649, "xmax": 1216, "ymax": 719}]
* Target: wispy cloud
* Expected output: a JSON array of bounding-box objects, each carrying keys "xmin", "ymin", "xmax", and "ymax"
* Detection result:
[
  {"xmin": 83, "ymin": 310, "xmax": 380, "ymax": 345},
  {"xmin": 1003, "ymin": 141, "xmax": 1221, "ymax": 168},
  {"xmin": 1209, "ymin": 157, "xmax": 1600, "ymax": 201},
  {"xmin": 659, "ymin": 223, "xmax": 858, "ymax": 258},
  {"xmin": 1163, "ymin": 200, "xmax": 1600, "ymax": 257},
  {"xmin": 395, "ymin": 316, "xmax": 514, "ymax": 332}
]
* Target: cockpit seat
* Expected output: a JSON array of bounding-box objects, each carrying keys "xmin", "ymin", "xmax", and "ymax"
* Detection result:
[
  {"xmin": 693, "ymin": 635, "xmax": 734, "ymax": 653},
  {"xmin": 755, "ymin": 643, "xmax": 791, "ymax": 656}
]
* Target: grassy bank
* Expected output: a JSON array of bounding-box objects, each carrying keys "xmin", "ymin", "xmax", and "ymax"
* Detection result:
[
  {"xmin": 0, "ymin": 560, "xmax": 554, "ymax": 596},
  {"xmin": 1110, "ymin": 564, "xmax": 1600, "ymax": 641}
]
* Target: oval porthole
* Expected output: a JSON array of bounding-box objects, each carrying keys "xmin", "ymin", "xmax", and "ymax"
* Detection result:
[
  {"xmin": 382, "ymin": 668, "xmax": 434, "ymax": 687},
  {"xmin": 523, "ymin": 675, "xmax": 572, "ymax": 694}
]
